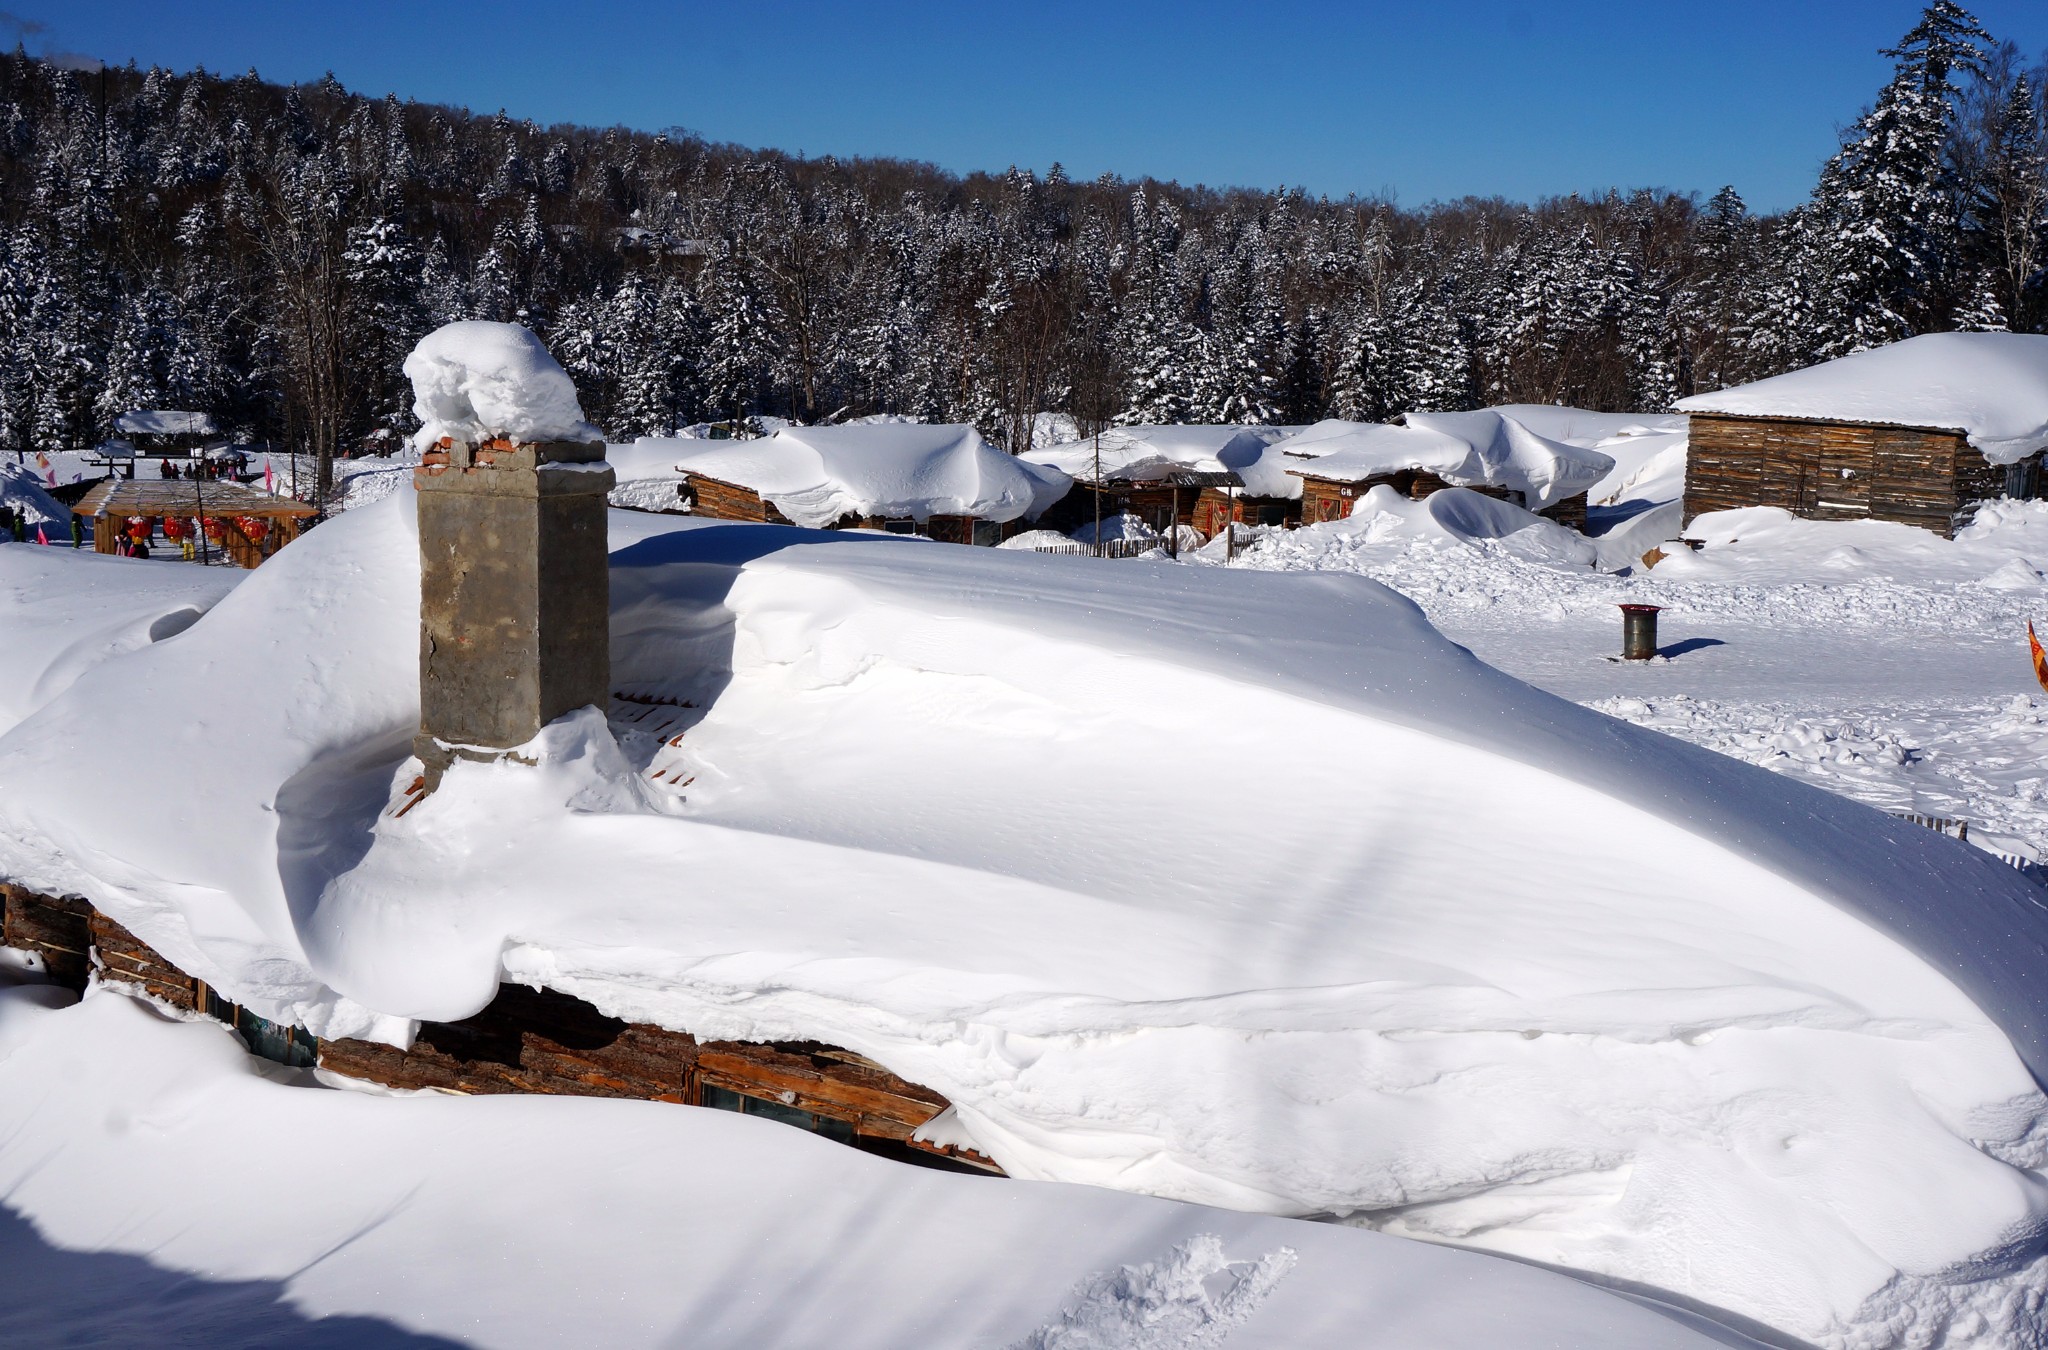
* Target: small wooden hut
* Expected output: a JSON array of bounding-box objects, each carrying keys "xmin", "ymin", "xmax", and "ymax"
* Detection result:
[
  {"xmin": 1674, "ymin": 333, "xmax": 2048, "ymax": 537},
  {"xmin": 673, "ymin": 424, "xmax": 1068, "ymax": 546},
  {"xmin": 73, "ymin": 479, "xmax": 317, "ymax": 568}
]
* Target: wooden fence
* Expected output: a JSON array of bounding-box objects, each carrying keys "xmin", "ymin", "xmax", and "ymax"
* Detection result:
[{"xmin": 1890, "ymin": 811, "xmax": 2044, "ymax": 879}]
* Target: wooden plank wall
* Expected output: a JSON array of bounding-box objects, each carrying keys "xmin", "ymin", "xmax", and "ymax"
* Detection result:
[
  {"xmin": 1684, "ymin": 414, "xmax": 1983, "ymax": 536},
  {"xmin": 683, "ymin": 473, "xmax": 791, "ymax": 524},
  {"xmin": 1538, "ymin": 495, "xmax": 1588, "ymax": 531},
  {"xmin": 1191, "ymin": 490, "xmax": 1297, "ymax": 537},
  {"xmin": 0, "ymin": 884, "xmax": 92, "ymax": 990},
  {"xmin": 89, "ymin": 910, "xmax": 204, "ymax": 1011},
  {"xmin": 3, "ymin": 878, "xmax": 1000, "ymax": 1172},
  {"xmin": 319, "ymin": 983, "xmax": 1001, "ymax": 1172},
  {"xmin": 1298, "ymin": 477, "xmax": 1352, "ymax": 524}
]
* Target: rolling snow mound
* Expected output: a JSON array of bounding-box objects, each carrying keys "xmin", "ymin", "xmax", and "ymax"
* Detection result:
[{"xmin": 1, "ymin": 496, "xmax": 2046, "ymax": 1347}]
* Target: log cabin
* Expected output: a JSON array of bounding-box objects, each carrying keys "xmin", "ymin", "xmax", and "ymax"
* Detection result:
[
  {"xmin": 1673, "ymin": 333, "xmax": 2048, "ymax": 537},
  {"xmin": 1275, "ymin": 417, "xmax": 1602, "ymax": 529},
  {"xmin": 671, "ymin": 423, "xmax": 1070, "ymax": 544}
]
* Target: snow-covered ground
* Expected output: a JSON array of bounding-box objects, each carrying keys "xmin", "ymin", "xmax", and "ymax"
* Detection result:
[
  {"xmin": 2, "ymin": 491, "xmax": 2046, "ymax": 1349},
  {"xmin": 0, "ymin": 969, "xmax": 1755, "ymax": 1349},
  {"xmin": 1225, "ymin": 491, "xmax": 2048, "ymax": 867},
  {"xmin": 7, "ymin": 352, "xmax": 2048, "ymax": 1348}
]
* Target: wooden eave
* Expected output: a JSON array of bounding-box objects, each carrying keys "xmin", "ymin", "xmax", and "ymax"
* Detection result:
[
  {"xmin": 1680, "ymin": 409, "xmax": 1973, "ymax": 441},
  {"xmin": 73, "ymin": 480, "xmax": 317, "ymax": 518}
]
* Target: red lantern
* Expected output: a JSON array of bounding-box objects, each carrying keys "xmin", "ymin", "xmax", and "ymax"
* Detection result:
[
  {"xmin": 161, "ymin": 516, "xmax": 188, "ymax": 541},
  {"xmin": 126, "ymin": 517, "xmax": 150, "ymax": 542},
  {"xmin": 202, "ymin": 517, "xmax": 224, "ymax": 541},
  {"xmin": 238, "ymin": 516, "xmax": 269, "ymax": 543}
]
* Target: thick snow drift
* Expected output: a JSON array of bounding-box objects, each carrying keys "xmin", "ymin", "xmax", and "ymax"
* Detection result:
[
  {"xmin": 0, "ymin": 462, "xmax": 70, "ymax": 528},
  {"xmin": 1, "ymin": 499, "xmax": 2046, "ymax": 1347},
  {"xmin": 403, "ymin": 321, "xmax": 602, "ymax": 451},
  {"xmin": 1022, "ymin": 424, "xmax": 1298, "ymax": 496},
  {"xmin": 666, "ymin": 423, "xmax": 1071, "ymax": 527},
  {"xmin": 0, "ymin": 541, "xmax": 239, "ymax": 732},
  {"xmin": 0, "ymin": 984, "xmax": 1748, "ymax": 1350},
  {"xmin": 1273, "ymin": 420, "xmax": 1491, "ymax": 488},
  {"xmin": 1404, "ymin": 409, "xmax": 1617, "ymax": 509},
  {"xmin": 1676, "ymin": 332, "xmax": 2048, "ymax": 464},
  {"xmin": 1269, "ymin": 413, "xmax": 1616, "ymax": 511}
]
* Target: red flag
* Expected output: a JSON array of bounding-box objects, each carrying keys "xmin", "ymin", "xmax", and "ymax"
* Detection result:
[
  {"xmin": 2030, "ymin": 622, "xmax": 2048, "ymax": 694},
  {"xmin": 44, "ymin": 469, "xmax": 56, "ymax": 487},
  {"xmin": 264, "ymin": 460, "xmax": 274, "ymax": 491},
  {"xmin": 35, "ymin": 525, "xmax": 48, "ymax": 545}
]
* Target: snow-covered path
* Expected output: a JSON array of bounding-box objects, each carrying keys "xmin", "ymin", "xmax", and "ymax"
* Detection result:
[{"xmin": 1226, "ymin": 497, "xmax": 2048, "ymax": 864}]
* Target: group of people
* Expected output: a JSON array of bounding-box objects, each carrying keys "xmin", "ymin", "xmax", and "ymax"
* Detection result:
[{"xmin": 155, "ymin": 456, "xmax": 245, "ymax": 482}]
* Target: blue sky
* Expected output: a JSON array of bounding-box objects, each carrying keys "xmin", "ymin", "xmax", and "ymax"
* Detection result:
[{"xmin": 6, "ymin": 1, "xmax": 2046, "ymax": 211}]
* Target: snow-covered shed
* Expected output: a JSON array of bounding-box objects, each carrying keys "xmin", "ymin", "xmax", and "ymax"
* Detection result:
[
  {"xmin": 1674, "ymin": 332, "xmax": 2048, "ymax": 536},
  {"xmin": 671, "ymin": 423, "xmax": 1071, "ymax": 544},
  {"xmin": 1278, "ymin": 413, "xmax": 1613, "ymax": 530},
  {"xmin": 1021, "ymin": 425, "xmax": 1301, "ymax": 539},
  {"xmin": 111, "ymin": 410, "xmax": 219, "ymax": 456}
]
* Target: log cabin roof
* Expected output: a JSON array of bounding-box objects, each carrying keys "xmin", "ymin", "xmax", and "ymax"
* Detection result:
[
  {"xmin": 1674, "ymin": 332, "xmax": 2048, "ymax": 465},
  {"xmin": 72, "ymin": 479, "xmax": 319, "ymax": 518}
]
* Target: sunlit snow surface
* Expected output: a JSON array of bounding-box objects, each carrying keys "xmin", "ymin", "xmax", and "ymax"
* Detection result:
[
  {"xmin": 0, "ymin": 980, "xmax": 1745, "ymax": 1350},
  {"xmin": 1, "ymin": 493, "xmax": 2047, "ymax": 1348}
]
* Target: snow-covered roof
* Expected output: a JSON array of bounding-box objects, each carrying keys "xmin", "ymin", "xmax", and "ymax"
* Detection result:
[
  {"xmin": 669, "ymin": 423, "xmax": 1071, "ymax": 528},
  {"xmin": 1274, "ymin": 420, "xmax": 1489, "ymax": 488},
  {"xmin": 1674, "ymin": 332, "xmax": 2048, "ymax": 465},
  {"xmin": 1021, "ymin": 424, "xmax": 1298, "ymax": 496},
  {"xmin": 404, "ymin": 321, "xmax": 602, "ymax": 451},
  {"xmin": 1273, "ymin": 413, "xmax": 1616, "ymax": 511},
  {"xmin": 113, "ymin": 410, "xmax": 217, "ymax": 437}
]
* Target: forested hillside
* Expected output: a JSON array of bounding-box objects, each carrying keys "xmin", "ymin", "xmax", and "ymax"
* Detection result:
[{"xmin": 0, "ymin": 0, "xmax": 2040, "ymax": 492}]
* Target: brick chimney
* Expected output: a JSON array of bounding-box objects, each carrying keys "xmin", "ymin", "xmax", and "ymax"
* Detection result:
[{"xmin": 413, "ymin": 436, "xmax": 614, "ymax": 782}]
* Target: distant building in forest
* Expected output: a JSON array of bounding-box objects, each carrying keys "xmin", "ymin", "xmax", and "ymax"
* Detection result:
[
  {"xmin": 112, "ymin": 410, "xmax": 220, "ymax": 458},
  {"xmin": 1675, "ymin": 333, "xmax": 2048, "ymax": 537}
]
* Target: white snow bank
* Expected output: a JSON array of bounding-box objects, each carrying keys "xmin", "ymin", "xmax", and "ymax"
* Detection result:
[
  {"xmin": 665, "ymin": 423, "xmax": 1071, "ymax": 528},
  {"xmin": 1492, "ymin": 404, "xmax": 1686, "ymax": 446},
  {"xmin": 1675, "ymin": 332, "xmax": 2048, "ymax": 464},
  {"xmin": 0, "ymin": 543, "xmax": 241, "ymax": 734},
  {"xmin": 0, "ymin": 986, "xmax": 1749, "ymax": 1350},
  {"xmin": 1273, "ymin": 420, "xmax": 1490, "ymax": 488},
  {"xmin": 1022, "ymin": 425, "xmax": 1298, "ymax": 496},
  {"xmin": 0, "ymin": 462, "xmax": 70, "ymax": 527},
  {"xmin": 1404, "ymin": 409, "xmax": 1618, "ymax": 510},
  {"xmin": 2, "ymin": 498, "xmax": 2048, "ymax": 1345},
  {"xmin": 403, "ymin": 321, "xmax": 602, "ymax": 451},
  {"xmin": 1341, "ymin": 484, "xmax": 1601, "ymax": 568}
]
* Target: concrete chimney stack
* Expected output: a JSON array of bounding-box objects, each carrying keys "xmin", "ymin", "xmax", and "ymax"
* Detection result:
[{"xmin": 413, "ymin": 436, "xmax": 615, "ymax": 779}]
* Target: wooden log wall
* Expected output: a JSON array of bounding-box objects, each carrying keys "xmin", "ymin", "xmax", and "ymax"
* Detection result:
[
  {"xmin": 1298, "ymin": 476, "xmax": 1353, "ymax": 524},
  {"xmin": 683, "ymin": 473, "xmax": 791, "ymax": 524},
  {"xmin": 319, "ymin": 983, "xmax": 1002, "ymax": 1173},
  {"xmin": 1191, "ymin": 490, "xmax": 1297, "ymax": 537},
  {"xmin": 89, "ymin": 910, "xmax": 204, "ymax": 1011},
  {"xmin": 1538, "ymin": 495, "xmax": 1588, "ymax": 531},
  {"xmin": 1684, "ymin": 413, "xmax": 1982, "ymax": 537},
  {"xmin": 0, "ymin": 883, "xmax": 92, "ymax": 990}
]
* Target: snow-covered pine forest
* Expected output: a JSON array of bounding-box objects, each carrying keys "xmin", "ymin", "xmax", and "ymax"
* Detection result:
[{"xmin": 0, "ymin": 1, "xmax": 2042, "ymax": 494}]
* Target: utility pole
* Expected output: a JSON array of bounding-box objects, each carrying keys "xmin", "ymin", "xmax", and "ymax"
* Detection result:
[{"xmin": 1092, "ymin": 425, "xmax": 1102, "ymax": 559}]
